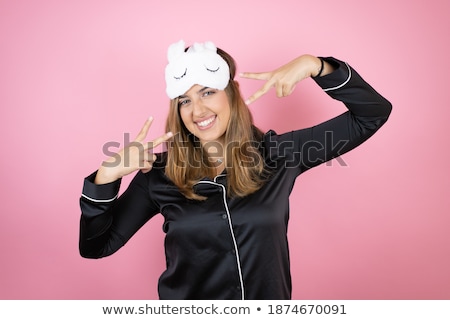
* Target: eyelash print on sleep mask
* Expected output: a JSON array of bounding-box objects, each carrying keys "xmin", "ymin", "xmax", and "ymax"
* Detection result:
[{"xmin": 165, "ymin": 40, "xmax": 230, "ymax": 99}]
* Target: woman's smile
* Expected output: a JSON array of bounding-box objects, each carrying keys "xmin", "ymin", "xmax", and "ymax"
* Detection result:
[{"xmin": 195, "ymin": 115, "xmax": 217, "ymax": 130}]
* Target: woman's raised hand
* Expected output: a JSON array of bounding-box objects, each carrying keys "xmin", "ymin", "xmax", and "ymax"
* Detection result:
[
  {"xmin": 95, "ymin": 117, "xmax": 173, "ymax": 184},
  {"xmin": 240, "ymin": 54, "xmax": 324, "ymax": 105}
]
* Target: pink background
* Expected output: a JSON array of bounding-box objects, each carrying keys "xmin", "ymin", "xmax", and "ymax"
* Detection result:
[{"xmin": 1, "ymin": 0, "xmax": 449, "ymax": 300}]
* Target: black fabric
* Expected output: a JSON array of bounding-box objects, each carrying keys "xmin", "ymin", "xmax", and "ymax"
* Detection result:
[{"xmin": 79, "ymin": 57, "xmax": 392, "ymax": 299}]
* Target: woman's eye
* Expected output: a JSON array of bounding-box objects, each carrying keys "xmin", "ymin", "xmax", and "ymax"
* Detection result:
[
  {"xmin": 203, "ymin": 90, "xmax": 216, "ymax": 97},
  {"xmin": 178, "ymin": 99, "xmax": 190, "ymax": 107}
]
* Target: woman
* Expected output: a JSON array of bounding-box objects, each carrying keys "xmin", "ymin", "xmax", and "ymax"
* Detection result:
[{"xmin": 79, "ymin": 40, "xmax": 392, "ymax": 300}]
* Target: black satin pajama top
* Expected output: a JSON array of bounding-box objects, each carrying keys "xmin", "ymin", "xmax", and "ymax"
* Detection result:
[{"xmin": 79, "ymin": 57, "xmax": 392, "ymax": 299}]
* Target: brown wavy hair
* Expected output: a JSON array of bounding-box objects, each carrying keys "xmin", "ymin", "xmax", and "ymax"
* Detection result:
[{"xmin": 164, "ymin": 47, "xmax": 267, "ymax": 200}]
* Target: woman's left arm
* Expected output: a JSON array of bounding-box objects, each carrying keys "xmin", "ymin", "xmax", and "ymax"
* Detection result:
[
  {"xmin": 241, "ymin": 55, "xmax": 392, "ymax": 171},
  {"xmin": 241, "ymin": 54, "xmax": 334, "ymax": 104}
]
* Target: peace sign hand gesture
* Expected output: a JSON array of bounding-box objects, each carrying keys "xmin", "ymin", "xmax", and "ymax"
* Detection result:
[
  {"xmin": 240, "ymin": 54, "xmax": 328, "ymax": 105},
  {"xmin": 95, "ymin": 117, "xmax": 173, "ymax": 184}
]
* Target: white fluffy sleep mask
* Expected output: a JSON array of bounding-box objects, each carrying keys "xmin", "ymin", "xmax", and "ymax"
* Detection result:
[{"xmin": 165, "ymin": 40, "xmax": 230, "ymax": 99}]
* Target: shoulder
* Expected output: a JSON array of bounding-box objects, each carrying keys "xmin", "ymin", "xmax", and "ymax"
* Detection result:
[{"xmin": 260, "ymin": 129, "xmax": 293, "ymax": 161}]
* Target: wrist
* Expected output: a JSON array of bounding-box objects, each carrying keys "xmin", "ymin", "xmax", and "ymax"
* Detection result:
[
  {"xmin": 95, "ymin": 165, "xmax": 121, "ymax": 185},
  {"xmin": 311, "ymin": 57, "xmax": 324, "ymax": 78}
]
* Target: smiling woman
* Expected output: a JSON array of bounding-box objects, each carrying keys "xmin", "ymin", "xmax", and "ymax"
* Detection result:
[
  {"xmin": 165, "ymin": 44, "xmax": 267, "ymax": 200},
  {"xmin": 79, "ymin": 40, "xmax": 392, "ymax": 300}
]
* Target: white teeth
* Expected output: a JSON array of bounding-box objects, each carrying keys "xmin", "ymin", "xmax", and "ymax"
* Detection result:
[{"xmin": 197, "ymin": 116, "xmax": 215, "ymax": 127}]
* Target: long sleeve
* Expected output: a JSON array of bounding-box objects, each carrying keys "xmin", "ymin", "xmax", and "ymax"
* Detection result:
[
  {"xmin": 79, "ymin": 170, "xmax": 159, "ymax": 258},
  {"xmin": 265, "ymin": 57, "xmax": 392, "ymax": 173}
]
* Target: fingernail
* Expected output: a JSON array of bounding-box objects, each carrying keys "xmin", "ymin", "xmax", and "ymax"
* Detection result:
[
  {"xmin": 245, "ymin": 99, "xmax": 251, "ymax": 105},
  {"xmin": 167, "ymin": 132, "xmax": 173, "ymax": 137},
  {"xmin": 148, "ymin": 116, "xmax": 154, "ymax": 121},
  {"xmin": 239, "ymin": 72, "xmax": 244, "ymax": 77}
]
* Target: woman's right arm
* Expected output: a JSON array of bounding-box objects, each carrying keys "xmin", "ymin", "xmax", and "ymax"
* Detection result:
[
  {"xmin": 79, "ymin": 170, "xmax": 157, "ymax": 258},
  {"xmin": 79, "ymin": 118, "xmax": 172, "ymax": 258}
]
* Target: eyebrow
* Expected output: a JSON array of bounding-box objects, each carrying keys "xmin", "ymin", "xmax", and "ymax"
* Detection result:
[{"xmin": 178, "ymin": 87, "xmax": 210, "ymax": 99}]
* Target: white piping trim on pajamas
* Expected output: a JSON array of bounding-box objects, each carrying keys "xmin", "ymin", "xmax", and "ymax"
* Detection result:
[
  {"xmin": 214, "ymin": 174, "xmax": 227, "ymax": 182},
  {"xmin": 196, "ymin": 180, "xmax": 245, "ymax": 300},
  {"xmin": 323, "ymin": 62, "xmax": 352, "ymax": 92},
  {"xmin": 81, "ymin": 193, "xmax": 118, "ymax": 203}
]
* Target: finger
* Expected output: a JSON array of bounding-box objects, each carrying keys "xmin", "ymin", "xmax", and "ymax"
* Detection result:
[
  {"xmin": 140, "ymin": 153, "xmax": 157, "ymax": 172},
  {"xmin": 273, "ymin": 82, "xmax": 295, "ymax": 98},
  {"xmin": 135, "ymin": 116, "xmax": 154, "ymax": 142},
  {"xmin": 146, "ymin": 131, "xmax": 174, "ymax": 150},
  {"xmin": 245, "ymin": 81, "xmax": 273, "ymax": 105},
  {"xmin": 276, "ymin": 83, "xmax": 284, "ymax": 98},
  {"xmin": 141, "ymin": 151, "xmax": 156, "ymax": 162},
  {"xmin": 284, "ymin": 84, "xmax": 295, "ymax": 96},
  {"xmin": 239, "ymin": 72, "xmax": 271, "ymax": 81}
]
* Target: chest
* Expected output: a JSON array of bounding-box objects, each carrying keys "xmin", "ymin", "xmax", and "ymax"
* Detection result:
[{"xmin": 157, "ymin": 169, "xmax": 295, "ymax": 241}]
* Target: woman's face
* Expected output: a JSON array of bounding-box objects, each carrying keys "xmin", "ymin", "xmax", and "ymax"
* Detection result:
[{"xmin": 178, "ymin": 84, "xmax": 231, "ymax": 147}]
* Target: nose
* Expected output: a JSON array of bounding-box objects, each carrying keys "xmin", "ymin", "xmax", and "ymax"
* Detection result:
[{"xmin": 192, "ymin": 98, "xmax": 208, "ymax": 117}]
